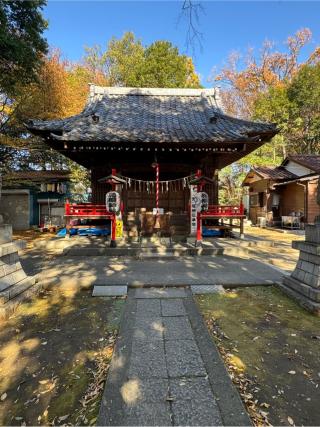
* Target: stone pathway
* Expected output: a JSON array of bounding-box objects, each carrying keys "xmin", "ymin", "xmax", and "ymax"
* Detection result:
[{"xmin": 98, "ymin": 288, "xmax": 251, "ymax": 426}]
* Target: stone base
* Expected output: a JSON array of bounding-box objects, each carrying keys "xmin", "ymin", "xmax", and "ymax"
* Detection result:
[
  {"xmin": 281, "ymin": 227, "xmax": 320, "ymax": 315},
  {"xmin": 279, "ymin": 279, "xmax": 320, "ymax": 316},
  {"xmin": 0, "ymin": 226, "xmax": 38, "ymax": 320}
]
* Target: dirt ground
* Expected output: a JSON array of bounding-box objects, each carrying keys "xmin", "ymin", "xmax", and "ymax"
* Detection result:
[
  {"xmin": 244, "ymin": 226, "xmax": 304, "ymax": 273},
  {"xmin": 196, "ymin": 287, "xmax": 320, "ymax": 427},
  {"xmin": 0, "ymin": 290, "xmax": 124, "ymax": 426},
  {"xmin": 13, "ymin": 230, "xmax": 57, "ymax": 250}
]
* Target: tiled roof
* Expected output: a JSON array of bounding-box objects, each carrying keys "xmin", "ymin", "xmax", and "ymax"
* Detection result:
[
  {"xmin": 253, "ymin": 166, "xmax": 298, "ymax": 180},
  {"xmin": 26, "ymin": 86, "xmax": 278, "ymax": 144},
  {"xmin": 4, "ymin": 170, "xmax": 71, "ymax": 181},
  {"xmin": 285, "ymin": 155, "xmax": 320, "ymax": 173}
]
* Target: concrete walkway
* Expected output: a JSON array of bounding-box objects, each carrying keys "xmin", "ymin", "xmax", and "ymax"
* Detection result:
[
  {"xmin": 98, "ymin": 287, "xmax": 251, "ymax": 426},
  {"xmin": 20, "ymin": 253, "xmax": 283, "ymax": 291}
]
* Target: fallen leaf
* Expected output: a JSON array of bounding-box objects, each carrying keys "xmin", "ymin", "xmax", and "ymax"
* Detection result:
[
  {"xmin": 58, "ymin": 414, "xmax": 69, "ymax": 422},
  {"xmin": 288, "ymin": 416, "xmax": 294, "ymax": 425}
]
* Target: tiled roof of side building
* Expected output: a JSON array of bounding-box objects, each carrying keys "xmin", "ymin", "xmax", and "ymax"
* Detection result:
[
  {"xmin": 26, "ymin": 86, "xmax": 278, "ymax": 144},
  {"xmin": 285, "ymin": 155, "xmax": 320, "ymax": 173},
  {"xmin": 253, "ymin": 166, "xmax": 298, "ymax": 180},
  {"xmin": 4, "ymin": 170, "xmax": 71, "ymax": 181}
]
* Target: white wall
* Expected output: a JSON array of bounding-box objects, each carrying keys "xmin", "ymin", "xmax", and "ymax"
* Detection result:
[{"xmin": 285, "ymin": 161, "xmax": 314, "ymax": 177}]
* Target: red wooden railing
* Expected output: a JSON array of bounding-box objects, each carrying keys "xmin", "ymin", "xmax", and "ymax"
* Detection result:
[
  {"xmin": 201, "ymin": 204, "xmax": 244, "ymax": 217},
  {"xmin": 65, "ymin": 202, "xmax": 112, "ymax": 217}
]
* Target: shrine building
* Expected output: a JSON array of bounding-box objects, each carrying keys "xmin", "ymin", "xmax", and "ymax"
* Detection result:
[{"xmin": 27, "ymin": 86, "xmax": 278, "ymax": 238}]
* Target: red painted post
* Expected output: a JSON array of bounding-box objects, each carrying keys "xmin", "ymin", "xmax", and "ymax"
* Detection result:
[
  {"xmin": 65, "ymin": 199, "xmax": 70, "ymax": 216},
  {"xmin": 239, "ymin": 201, "xmax": 244, "ymax": 215},
  {"xmin": 152, "ymin": 162, "xmax": 161, "ymax": 231},
  {"xmin": 110, "ymin": 213, "xmax": 117, "ymax": 248}
]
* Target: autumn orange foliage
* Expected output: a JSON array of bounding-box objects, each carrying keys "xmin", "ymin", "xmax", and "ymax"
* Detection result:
[{"xmin": 214, "ymin": 28, "xmax": 319, "ymax": 118}]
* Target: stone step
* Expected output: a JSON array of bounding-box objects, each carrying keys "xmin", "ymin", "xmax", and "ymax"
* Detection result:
[
  {"xmin": 0, "ymin": 275, "xmax": 37, "ymax": 305},
  {"xmin": 92, "ymin": 285, "xmax": 128, "ymax": 297},
  {"xmin": 0, "ymin": 268, "xmax": 27, "ymax": 292},
  {"xmin": 0, "ymin": 241, "xmax": 20, "ymax": 258},
  {"xmin": 0, "ymin": 280, "xmax": 41, "ymax": 320},
  {"xmin": 0, "ymin": 224, "xmax": 12, "ymax": 245}
]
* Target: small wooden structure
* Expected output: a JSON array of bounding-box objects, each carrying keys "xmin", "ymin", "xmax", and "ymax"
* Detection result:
[{"xmin": 242, "ymin": 155, "xmax": 320, "ymax": 227}]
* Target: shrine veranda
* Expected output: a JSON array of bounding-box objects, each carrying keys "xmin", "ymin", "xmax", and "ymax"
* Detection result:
[{"xmin": 27, "ymin": 86, "xmax": 278, "ymax": 240}]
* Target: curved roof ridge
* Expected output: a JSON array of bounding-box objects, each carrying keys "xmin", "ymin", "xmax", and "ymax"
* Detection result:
[{"xmin": 88, "ymin": 84, "xmax": 219, "ymax": 98}]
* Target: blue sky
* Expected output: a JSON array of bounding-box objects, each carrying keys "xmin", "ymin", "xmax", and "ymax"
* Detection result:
[{"xmin": 44, "ymin": 1, "xmax": 320, "ymax": 86}]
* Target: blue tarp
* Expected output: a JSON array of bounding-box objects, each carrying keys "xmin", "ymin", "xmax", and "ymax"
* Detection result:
[
  {"xmin": 56, "ymin": 227, "xmax": 110, "ymax": 237},
  {"xmin": 202, "ymin": 227, "xmax": 223, "ymax": 237}
]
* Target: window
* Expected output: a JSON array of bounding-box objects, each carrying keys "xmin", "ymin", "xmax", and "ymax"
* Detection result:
[
  {"xmin": 250, "ymin": 194, "xmax": 259, "ymax": 206},
  {"xmin": 258, "ymin": 192, "xmax": 264, "ymax": 208}
]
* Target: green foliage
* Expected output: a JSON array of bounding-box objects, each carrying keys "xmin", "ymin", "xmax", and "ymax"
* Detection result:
[
  {"xmin": 287, "ymin": 63, "xmax": 320, "ymax": 154},
  {"xmin": 142, "ymin": 40, "xmax": 198, "ymax": 88},
  {"xmin": 103, "ymin": 32, "xmax": 145, "ymax": 86},
  {"xmin": 0, "ymin": 0, "xmax": 48, "ymax": 96},
  {"xmin": 84, "ymin": 31, "xmax": 201, "ymax": 88}
]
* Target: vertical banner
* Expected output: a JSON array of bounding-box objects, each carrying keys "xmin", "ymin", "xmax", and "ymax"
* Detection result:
[{"xmin": 190, "ymin": 185, "xmax": 198, "ymax": 235}]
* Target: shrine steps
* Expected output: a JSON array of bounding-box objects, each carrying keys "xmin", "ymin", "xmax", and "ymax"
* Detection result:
[{"xmin": 0, "ymin": 226, "xmax": 40, "ymax": 319}]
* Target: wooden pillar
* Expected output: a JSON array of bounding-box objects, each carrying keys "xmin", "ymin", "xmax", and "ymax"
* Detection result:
[
  {"xmin": 202, "ymin": 163, "xmax": 218, "ymax": 204},
  {"xmin": 240, "ymin": 217, "xmax": 244, "ymax": 239}
]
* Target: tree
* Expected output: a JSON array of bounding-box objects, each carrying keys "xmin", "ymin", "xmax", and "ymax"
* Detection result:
[
  {"xmin": 0, "ymin": 0, "xmax": 48, "ymax": 96},
  {"xmin": 287, "ymin": 63, "xmax": 320, "ymax": 154},
  {"xmin": 142, "ymin": 40, "xmax": 200, "ymax": 88},
  {"xmin": 0, "ymin": 51, "xmax": 108, "ymax": 189},
  {"xmin": 214, "ymin": 28, "xmax": 314, "ymax": 118},
  {"xmin": 84, "ymin": 32, "xmax": 201, "ymax": 88},
  {"xmin": 214, "ymin": 29, "xmax": 320, "ymax": 203},
  {"xmin": 0, "ymin": 0, "xmax": 48, "ymax": 172}
]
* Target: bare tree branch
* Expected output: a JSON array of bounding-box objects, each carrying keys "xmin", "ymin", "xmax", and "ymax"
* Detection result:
[{"xmin": 178, "ymin": 0, "xmax": 204, "ymax": 54}]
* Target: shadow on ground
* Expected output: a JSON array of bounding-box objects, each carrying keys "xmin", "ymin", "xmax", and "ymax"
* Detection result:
[
  {"xmin": 196, "ymin": 286, "xmax": 320, "ymax": 426},
  {"xmin": 0, "ymin": 289, "xmax": 125, "ymax": 426}
]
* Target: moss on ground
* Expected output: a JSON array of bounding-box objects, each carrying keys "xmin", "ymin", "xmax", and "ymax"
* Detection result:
[
  {"xmin": 0, "ymin": 290, "xmax": 125, "ymax": 426},
  {"xmin": 196, "ymin": 286, "xmax": 320, "ymax": 426}
]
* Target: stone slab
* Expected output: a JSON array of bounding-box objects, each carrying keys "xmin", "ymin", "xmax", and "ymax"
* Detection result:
[
  {"xmin": 133, "ymin": 317, "xmax": 164, "ymax": 341},
  {"xmin": 191, "ymin": 285, "xmax": 225, "ymax": 294},
  {"xmin": 165, "ymin": 339, "xmax": 207, "ymax": 377},
  {"xmin": 162, "ymin": 316, "xmax": 194, "ymax": 341},
  {"xmin": 136, "ymin": 299, "xmax": 161, "ymax": 317},
  {"xmin": 172, "ymin": 398, "xmax": 223, "ymax": 426},
  {"xmin": 92, "ymin": 285, "xmax": 127, "ymax": 297},
  {"xmin": 134, "ymin": 288, "xmax": 189, "ymax": 299},
  {"xmin": 121, "ymin": 402, "xmax": 172, "ymax": 426},
  {"xmin": 120, "ymin": 378, "xmax": 169, "ymax": 405},
  {"xmin": 161, "ymin": 299, "xmax": 186, "ymax": 316},
  {"xmin": 169, "ymin": 377, "xmax": 214, "ymax": 401},
  {"xmin": 129, "ymin": 340, "xmax": 167, "ymax": 378}
]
